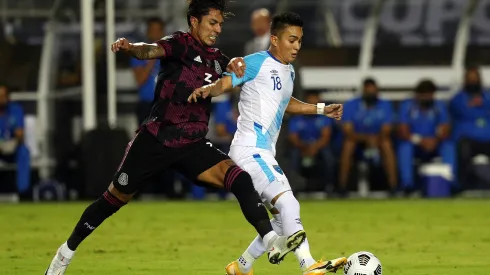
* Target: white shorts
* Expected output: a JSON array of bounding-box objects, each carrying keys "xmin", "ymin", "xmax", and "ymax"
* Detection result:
[{"xmin": 229, "ymin": 145, "xmax": 291, "ymax": 207}]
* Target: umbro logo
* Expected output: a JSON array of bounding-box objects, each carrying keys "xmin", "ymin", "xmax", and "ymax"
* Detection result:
[{"xmin": 194, "ymin": 56, "xmax": 202, "ymax": 63}]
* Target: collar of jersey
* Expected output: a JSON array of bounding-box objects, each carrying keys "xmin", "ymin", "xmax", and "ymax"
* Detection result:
[{"xmin": 267, "ymin": 51, "xmax": 289, "ymax": 65}]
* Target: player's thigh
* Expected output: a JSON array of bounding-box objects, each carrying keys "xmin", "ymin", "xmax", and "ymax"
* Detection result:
[
  {"xmin": 240, "ymin": 152, "xmax": 291, "ymax": 202},
  {"xmin": 113, "ymin": 129, "xmax": 173, "ymax": 194},
  {"xmin": 171, "ymin": 139, "xmax": 231, "ymax": 189}
]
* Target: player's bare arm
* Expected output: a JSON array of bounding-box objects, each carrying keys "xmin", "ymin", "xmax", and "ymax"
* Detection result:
[
  {"xmin": 111, "ymin": 37, "xmax": 165, "ymax": 60},
  {"xmin": 285, "ymin": 97, "xmax": 343, "ymax": 120},
  {"xmin": 187, "ymin": 75, "xmax": 234, "ymax": 103}
]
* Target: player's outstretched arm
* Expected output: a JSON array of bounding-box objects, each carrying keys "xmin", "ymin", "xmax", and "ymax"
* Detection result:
[
  {"xmin": 187, "ymin": 76, "xmax": 234, "ymax": 103},
  {"xmin": 286, "ymin": 97, "xmax": 343, "ymax": 120},
  {"xmin": 111, "ymin": 38, "xmax": 165, "ymax": 60}
]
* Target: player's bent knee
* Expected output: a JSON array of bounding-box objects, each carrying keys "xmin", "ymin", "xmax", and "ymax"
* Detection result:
[
  {"xmin": 274, "ymin": 191, "xmax": 300, "ymax": 214},
  {"xmin": 196, "ymin": 159, "xmax": 236, "ymax": 188},
  {"xmin": 108, "ymin": 182, "xmax": 134, "ymax": 203}
]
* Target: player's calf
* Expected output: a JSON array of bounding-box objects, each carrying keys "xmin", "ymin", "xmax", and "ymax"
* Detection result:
[
  {"xmin": 45, "ymin": 186, "xmax": 128, "ymax": 275},
  {"xmin": 224, "ymin": 165, "xmax": 275, "ymax": 239}
]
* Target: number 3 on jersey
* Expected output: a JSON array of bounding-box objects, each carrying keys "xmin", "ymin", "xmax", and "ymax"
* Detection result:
[
  {"xmin": 271, "ymin": 76, "xmax": 282, "ymax": 90},
  {"xmin": 205, "ymin": 73, "xmax": 212, "ymax": 84}
]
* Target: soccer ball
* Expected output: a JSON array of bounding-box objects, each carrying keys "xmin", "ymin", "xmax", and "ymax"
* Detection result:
[{"xmin": 343, "ymin": 251, "xmax": 382, "ymax": 275}]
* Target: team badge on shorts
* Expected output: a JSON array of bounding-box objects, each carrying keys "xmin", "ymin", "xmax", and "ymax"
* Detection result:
[
  {"xmin": 272, "ymin": 165, "xmax": 284, "ymax": 175},
  {"xmin": 118, "ymin": 172, "xmax": 129, "ymax": 186}
]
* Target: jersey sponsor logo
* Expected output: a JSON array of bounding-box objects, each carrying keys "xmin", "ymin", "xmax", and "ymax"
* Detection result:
[
  {"xmin": 118, "ymin": 172, "xmax": 129, "ymax": 186},
  {"xmin": 194, "ymin": 55, "xmax": 202, "ymax": 63}
]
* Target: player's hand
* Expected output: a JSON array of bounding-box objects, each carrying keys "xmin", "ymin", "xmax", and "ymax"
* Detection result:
[
  {"xmin": 324, "ymin": 103, "xmax": 343, "ymax": 120},
  {"xmin": 188, "ymin": 87, "xmax": 210, "ymax": 103},
  {"xmin": 111, "ymin": 37, "xmax": 131, "ymax": 52},
  {"xmin": 227, "ymin": 57, "xmax": 246, "ymax": 78}
]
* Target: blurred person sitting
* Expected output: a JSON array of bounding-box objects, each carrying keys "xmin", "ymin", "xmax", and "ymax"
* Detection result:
[
  {"xmin": 397, "ymin": 80, "xmax": 455, "ymax": 192},
  {"xmin": 449, "ymin": 67, "xmax": 490, "ymax": 188},
  {"xmin": 0, "ymin": 84, "xmax": 30, "ymax": 195},
  {"xmin": 131, "ymin": 17, "xmax": 165, "ymax": 125},
  {"xmin": 213, "ymin": 94, "xmax": 238, "ymax": 153},
  {"xmin": 288, "ymin": 91, "xmax": 335, "ymax": 192},
  {"xmin": 339, "ymin": 78, "xmax": 397, "ymax": 195},
  {"xmin": 244, "ymin": 8, "xmax": 271, "ymax": 55}
]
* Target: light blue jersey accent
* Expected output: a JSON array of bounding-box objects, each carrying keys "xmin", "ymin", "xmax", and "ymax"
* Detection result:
[
  {"xmin": 223, "ymin": 51, "xmax": 269, "ymax": 87},
  {"xmin": 253, "ymin": 154, "xmax": 276, "ymax": 183},
  {"xmin": 254, "ymin": 123, "xmax": 269, "ymax": 149},
  {"xmin": 253, "ymin": 99, "xmax": 290, "ymax": 150}
]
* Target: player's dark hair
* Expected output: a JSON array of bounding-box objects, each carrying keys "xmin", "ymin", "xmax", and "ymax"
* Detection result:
[
  {"xmin": 186, "ymin": 0, "xmax": 233, "ymax": 27},
  {"xmin": 270, "ymin": 12, "xmax": 303, "ymax": 36},
  {"xmin": 146, "ymin": 17, "xmax": 165, "ymax": 28},
  {"xmin": 363, "ymin": 77, "xmax": 377, "ymax": 87},
  {"xmin": 415, "ymin": 79, "xmax": 437, "ymax": 93}
]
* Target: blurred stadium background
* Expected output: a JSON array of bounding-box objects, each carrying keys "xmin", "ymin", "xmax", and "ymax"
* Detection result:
[
  {"xmin": 1, "ymin": 1, "xmax": 490, "ymax": 274},
  {"xmin": 1, "ymin": 0, "xmax": 490, "ymax": 200}
]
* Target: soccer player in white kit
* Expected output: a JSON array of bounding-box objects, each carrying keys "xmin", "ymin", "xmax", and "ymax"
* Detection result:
[{"xmin": 188, "ymin": 12, "xmax": 347, "ymax": 275}]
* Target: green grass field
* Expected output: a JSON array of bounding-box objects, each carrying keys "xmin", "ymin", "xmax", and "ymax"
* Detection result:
[{"xmin": 1, "ymin": 199, "xmax": 489, "ymax": 274}]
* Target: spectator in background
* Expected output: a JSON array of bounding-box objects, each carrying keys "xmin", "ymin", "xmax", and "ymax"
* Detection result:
[
  {"xmin": 244, "ymin": 8, "xmax": 271, "ymax": 55},
  {"xmin": 288, "ymin": 91, "xmax": 335, "ymax": 192},
  {"xmin": 339, "ymin": 78, "xmax": 397, "ymax": 195},
  {"xmin": 131, "ymin": 17, "xmax": 165, "ymax": 124},
  {"xmin": 0, "ymin": 84, "xmax": 30, "ymax": 194},
  {"xmin": 449, "ymin": 67, "xmax": 490, "ymax": 186},
  {"xmin": 213, "ymin": 94, "xmax": 238, "ymax": 153},
  {"xmin": 397, "ymin": 80, "xmax": 455, "ymax": 192}
]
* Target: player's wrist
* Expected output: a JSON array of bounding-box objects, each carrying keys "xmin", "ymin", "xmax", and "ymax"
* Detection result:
[{"xmin": 316, "ymin": 103, "xmax": 325, "ymax": 115}]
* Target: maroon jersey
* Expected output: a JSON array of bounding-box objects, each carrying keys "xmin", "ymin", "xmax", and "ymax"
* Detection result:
[{"xmin": 142, "ymin": 31, "xmax": 230, "ymax": 147}]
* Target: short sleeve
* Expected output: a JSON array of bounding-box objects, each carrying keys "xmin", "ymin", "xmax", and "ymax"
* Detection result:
[
  {"xmin": 342, "ymin": 99, "xmax": 356, "ymax": 123},
  {"xmin": 156, "ymin": 32, "xmax": 186, "ymax": 59},
  {"xmin": 223, "ymin": 52, "xmax": 268, "ymax": 87}
]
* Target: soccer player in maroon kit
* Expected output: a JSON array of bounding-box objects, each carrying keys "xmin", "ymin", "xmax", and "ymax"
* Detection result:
[{"xmin": 44, "ymin": 1, "xmax": 306, "ymax": 274}]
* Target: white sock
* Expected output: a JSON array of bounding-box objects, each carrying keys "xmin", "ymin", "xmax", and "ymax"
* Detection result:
[
  {"xmin": 262, "ymin": 231, "xmax": 278, "ymax": 251},
  {"xmin": 294, "ymin": 238, "xmax": 316, "ymax": 270},
  {"xmin": 274, "ymin": 192, "xmax": 303, "ymax": 236},
  {"xmin": 237, "ymin": 250, "xmax": 256, "ymax": 273},
  {"xmin": 238, "ymin": 217, "xmax": 283, "ymax": 272},
  {"xmin": 60, "ymin": 242, "xmax": 75, "ymax": 259},
  {"xmin": 274, "ymin": 192, "xmax": 317, "ymax": 270}
]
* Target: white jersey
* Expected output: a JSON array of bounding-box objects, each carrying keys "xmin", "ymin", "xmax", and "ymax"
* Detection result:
[{"xmin": 227, "ymin": 51, "xmax": 295, "ymax": 156}]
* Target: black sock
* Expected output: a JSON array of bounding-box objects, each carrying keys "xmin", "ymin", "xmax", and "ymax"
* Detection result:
[
  {"xmin": 225, "ymin": 166, "xmax": 273, "ymax": 239},
  {"xmin": 66, "ymin": 190, "xmax": 126, "ymax": 250}
]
